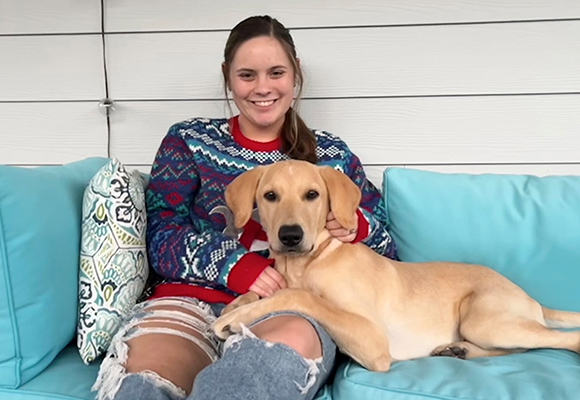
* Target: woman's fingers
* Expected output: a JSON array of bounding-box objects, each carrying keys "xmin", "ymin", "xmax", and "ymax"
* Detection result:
[
  {"xmin": 258, "ymin": 270, "xmax": 282, "ymax": 294},
  {"xmin": 248, "ymin": 280, "xmax": 270, "ymax": 298},
  {"xmin": 249, "ymin": 266, "xmax": 287, "ymax": 298},
  {"xmin": 326, "ymin": 211, "xmax": 357, "ymax": 242},
  {"xmin": 263, "ymin": 267, "xmax": 287, "ymax": 290}
]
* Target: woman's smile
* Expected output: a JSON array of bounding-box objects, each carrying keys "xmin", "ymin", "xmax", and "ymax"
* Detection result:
[{"xmin": 252, "ymin": 99, "xmax": 277, "ymax": 108}]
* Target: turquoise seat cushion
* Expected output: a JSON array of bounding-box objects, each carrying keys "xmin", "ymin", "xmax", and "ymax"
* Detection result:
[
  {"xmin": 0, "ymin": 344, "xmax": 100, "ymax": 400},
  {"xmin": 0, "ymin": 158, "xmax": 109, "ymax": 388},
  {"xmin": 333, "ymin": 350, "xmax": 580, "ymax": 400},
  {"xmin": 332, "ymin": 168, "xmax": 580, "ymax": 400}
]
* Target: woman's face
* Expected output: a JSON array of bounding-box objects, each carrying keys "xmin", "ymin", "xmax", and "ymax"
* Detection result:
[{"xmin": 228, "ymin": 36, "xmax": 296, "ymax": 138}]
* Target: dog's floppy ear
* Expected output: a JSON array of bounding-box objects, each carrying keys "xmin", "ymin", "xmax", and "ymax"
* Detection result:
[
  {"xmin": 225, "ymin": 167, "xmax": 265, "ymax": 229},
  {"xmin": 318, "ymin": 166, "xmax": 361, "ymax": 230}
]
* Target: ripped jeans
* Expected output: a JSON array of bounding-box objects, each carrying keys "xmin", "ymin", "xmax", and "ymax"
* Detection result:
[{"xmin": 93, "ymin": 296, "xmax": 337, "ymax": 400}]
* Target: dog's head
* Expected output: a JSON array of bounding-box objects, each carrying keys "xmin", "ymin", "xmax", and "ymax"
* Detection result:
[{"xmin": 225, "ymin": 160, "xmax": 361, "ymax": 255}]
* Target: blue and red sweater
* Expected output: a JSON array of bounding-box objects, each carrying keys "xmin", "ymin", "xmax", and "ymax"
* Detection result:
[{"xmin": 145, "ymin": 116, "xmax": 397, "ymax": 303}]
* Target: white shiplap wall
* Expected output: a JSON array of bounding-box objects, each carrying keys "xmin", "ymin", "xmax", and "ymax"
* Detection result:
[{"xmin": 1, "ymin": 0, "xmax": 580, "ymax": 187}]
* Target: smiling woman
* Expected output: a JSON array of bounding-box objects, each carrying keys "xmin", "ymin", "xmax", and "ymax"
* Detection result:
[{"xmin": 93, "ymin": 15, "xmax": 397, "ymax": 400}]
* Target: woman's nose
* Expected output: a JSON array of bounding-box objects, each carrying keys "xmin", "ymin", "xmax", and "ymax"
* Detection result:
[{"xmin": 254, "ymin": 76, "xmax": 272, "ymax": 94}]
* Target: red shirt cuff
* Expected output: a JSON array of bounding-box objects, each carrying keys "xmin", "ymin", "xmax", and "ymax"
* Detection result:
[
  {"xmin": 149, "ymin": 283, "xmax": 237, "ymax": 304},
  {"xmin": 352, "ymin": 208, "xmax": 370, "ymax": 244},
  {"xmin": 227, "ymin": 253, "xmax": 274, "ymax": 294}
]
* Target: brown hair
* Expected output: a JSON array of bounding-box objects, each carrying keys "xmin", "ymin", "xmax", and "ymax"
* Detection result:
[{"xmin": 222, "ymin": 15, "xmax": 317, "ymax": 163}]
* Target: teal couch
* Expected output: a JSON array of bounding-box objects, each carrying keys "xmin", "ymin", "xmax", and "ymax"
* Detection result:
[{"xmin": 2, "ymin": 159, "xmax": 580, "ymax": 400}]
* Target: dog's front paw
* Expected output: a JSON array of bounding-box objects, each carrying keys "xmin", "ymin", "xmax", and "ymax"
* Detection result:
[{"xmin": 213, "ymin": 314, "xmax": 243, "ymax": 340}]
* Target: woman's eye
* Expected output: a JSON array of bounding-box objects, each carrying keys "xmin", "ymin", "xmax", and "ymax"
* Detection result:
[
  {"xmin": 271, "ymin": 70, "xmax": 285, "ymax": 78},
  {"xmin": 264, "ymin": 191, "xmax": 277, "ymax": 201},
  {"xmin": 305, "ymin": 190, "xmax": 319, "ymax": 200},
  {"xmin": 238, "ymin": 72, "xmax": 253, "ymax": 80}
]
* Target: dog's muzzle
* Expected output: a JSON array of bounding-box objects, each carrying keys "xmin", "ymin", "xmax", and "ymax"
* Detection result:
[{"xmin": 278, "ymin": 224, "xmax": 304, "ymax": 251}]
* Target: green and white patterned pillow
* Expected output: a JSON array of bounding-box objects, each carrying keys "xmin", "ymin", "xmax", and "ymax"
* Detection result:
[{"xmin": 77, "ymin": 158, "xmax": 149, "ymax": 364}]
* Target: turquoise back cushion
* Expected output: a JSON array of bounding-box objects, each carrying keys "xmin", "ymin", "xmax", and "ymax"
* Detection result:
[
  {"xmin": 0, "ymin": 158, "xmax": 109, "ymax": 388},
  {"xmin": 383, "ymin": 168, "xmax": 580, "ymax": 311}
]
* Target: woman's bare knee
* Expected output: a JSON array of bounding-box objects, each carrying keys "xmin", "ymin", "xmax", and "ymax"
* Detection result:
[
  {"xmin": 121, "ymin": 302, "xmax": 219, "ymax": 395},
  {"xmin": 250, "ymin": 315, "xmax": 323, "ymax": 359},
  {"xmin": 124, "ymin": 332, "xmax": 212, "ymax": 394}
]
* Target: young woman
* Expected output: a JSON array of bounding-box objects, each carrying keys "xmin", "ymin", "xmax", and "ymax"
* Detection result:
[{"xmin": 94, "ymin": 15, "xmax": 397, "ymax": 400}]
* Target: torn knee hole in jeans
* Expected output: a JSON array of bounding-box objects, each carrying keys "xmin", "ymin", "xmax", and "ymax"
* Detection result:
[
  {"xmin": 223, "ymin": 323, "xmax": 324, "ymax": 394},
  {"xmin": 93, "ymin": 297, "xmax": 220, "ymax": 400}
]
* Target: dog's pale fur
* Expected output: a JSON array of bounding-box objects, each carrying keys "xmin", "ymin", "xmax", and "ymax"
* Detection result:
[{"xmin": 214, "ymin": 160, "xmax": 580, "ymax": 371}]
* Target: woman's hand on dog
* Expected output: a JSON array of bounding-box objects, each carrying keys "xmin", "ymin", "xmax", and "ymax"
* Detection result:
[
  {"xmin": 326, "ymin": 211, "xmax": 358, "ymax": 242},
  {"xmin": 249, "ymin": 266, "xmax": 287, "ymax": 298}
]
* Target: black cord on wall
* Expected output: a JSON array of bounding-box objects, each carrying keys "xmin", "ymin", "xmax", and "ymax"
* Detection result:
[{"xmin": 100, "ymin": 0, "xmax": 112, "ymax": 158}]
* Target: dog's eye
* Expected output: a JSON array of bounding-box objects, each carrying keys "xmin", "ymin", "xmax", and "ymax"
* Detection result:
[
  {"xmin": 305, "ymin": 190, "xmax": 319, "ymax": 200},
  {"xmin": 264, "ymin": 191, "xmax": 277, "ymax": 201}
]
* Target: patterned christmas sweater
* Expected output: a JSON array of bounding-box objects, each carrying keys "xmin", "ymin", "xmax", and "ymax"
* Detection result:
[{"xmin": 145, "ymin": 116, "xmax": 398, "ymax": 304}]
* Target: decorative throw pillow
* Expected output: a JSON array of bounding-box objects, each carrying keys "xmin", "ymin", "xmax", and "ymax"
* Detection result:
[{"xmin": 77, "ymin": 158, "xmax": 149, "ymax": 364}]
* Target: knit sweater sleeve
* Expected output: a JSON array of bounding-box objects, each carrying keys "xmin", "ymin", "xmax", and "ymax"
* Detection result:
[
  {"xmin": 343, "ymin": 148, "xmax": 398, "ymax": 260},
  {"xmin": 145, "ymin": 125, "xmax": 272, "ymax": 294}
]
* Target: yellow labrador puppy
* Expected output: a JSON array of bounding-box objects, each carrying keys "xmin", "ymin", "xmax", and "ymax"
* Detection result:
[{"xmin": 214, "ymin": 160, "xmax": 580, "ymax": 371}]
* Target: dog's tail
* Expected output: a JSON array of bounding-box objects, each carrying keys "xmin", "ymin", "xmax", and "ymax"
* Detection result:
[{"xmin": 542, "ymin": 307, "xmax": 580, "ymax": 328}]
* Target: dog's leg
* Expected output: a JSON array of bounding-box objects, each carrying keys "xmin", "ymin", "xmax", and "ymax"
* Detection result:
[
  {"xmin": 464, "ymin": 319, "xmax": 580, "ymax": 356},
  {"xmin": 432, "ymin": 294, "xmax": 580, "ymax": 359},
  {"xmin": 454, "ymin": 305, "xmax": 580, "ymax": 358},
  {"xmin": 431, "ymin": 319, "xmax": 580, "ymax": 359},
  {"xmin": 220, "ymin": 292, "xmax": 261, "ymax": 316},
  {"xmin": 214, "ymin": 289, "xmax": 392, "ymax": 372}
]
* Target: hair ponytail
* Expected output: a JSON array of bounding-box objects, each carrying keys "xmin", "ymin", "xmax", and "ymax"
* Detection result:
[{"xmin": 282, "ymin": 108, "xmax": 317, "ymax": 163}]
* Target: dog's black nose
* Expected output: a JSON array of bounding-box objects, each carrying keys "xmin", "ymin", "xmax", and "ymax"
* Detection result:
[{"xmin": 278, "ymin": 225, "xmax": 303, "ymax": 247}]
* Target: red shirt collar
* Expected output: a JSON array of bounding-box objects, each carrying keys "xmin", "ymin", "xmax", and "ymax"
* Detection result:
[{"xmin": 230, "ymin": 116, "xmax": 281, "ymax": 152}]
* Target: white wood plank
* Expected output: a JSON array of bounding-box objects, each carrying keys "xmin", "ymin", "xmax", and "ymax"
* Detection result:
[
  {"xmin": 106, "ymin": 21, "xmax": 580, "ymax": 100},
  {"xmin": 0, "ymin": 103, "xmax": 108, "ymax": 165},
  {"xmin": 105, "ymin": 0, "xmax": 580, "ymax": 32},
  {"xmin": 0, "ymin": 0, "xmax": 101, "ymax": 34},
  {"xmin": 296, "ymin": 23, "xmax": 580, "ymax": 97},
  {"xmin": 108, "ymin": 95, "xmax": 580, "ymax": 166},
  {"xmin": 106, "ymin": 31, "xmax": 227, "ymax": 100},
  {"xmin": 0, "ymin": 35, "xmax": 105, "ymax": 101},
  {"xmin": 300, "ymin": 96, "xmax": 580, "ymax": 165}
]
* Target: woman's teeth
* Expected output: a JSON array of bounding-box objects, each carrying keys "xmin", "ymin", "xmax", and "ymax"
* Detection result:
[{"xmin": 254, "ymin": 100, "xmax": 275, "ymax": 107}]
